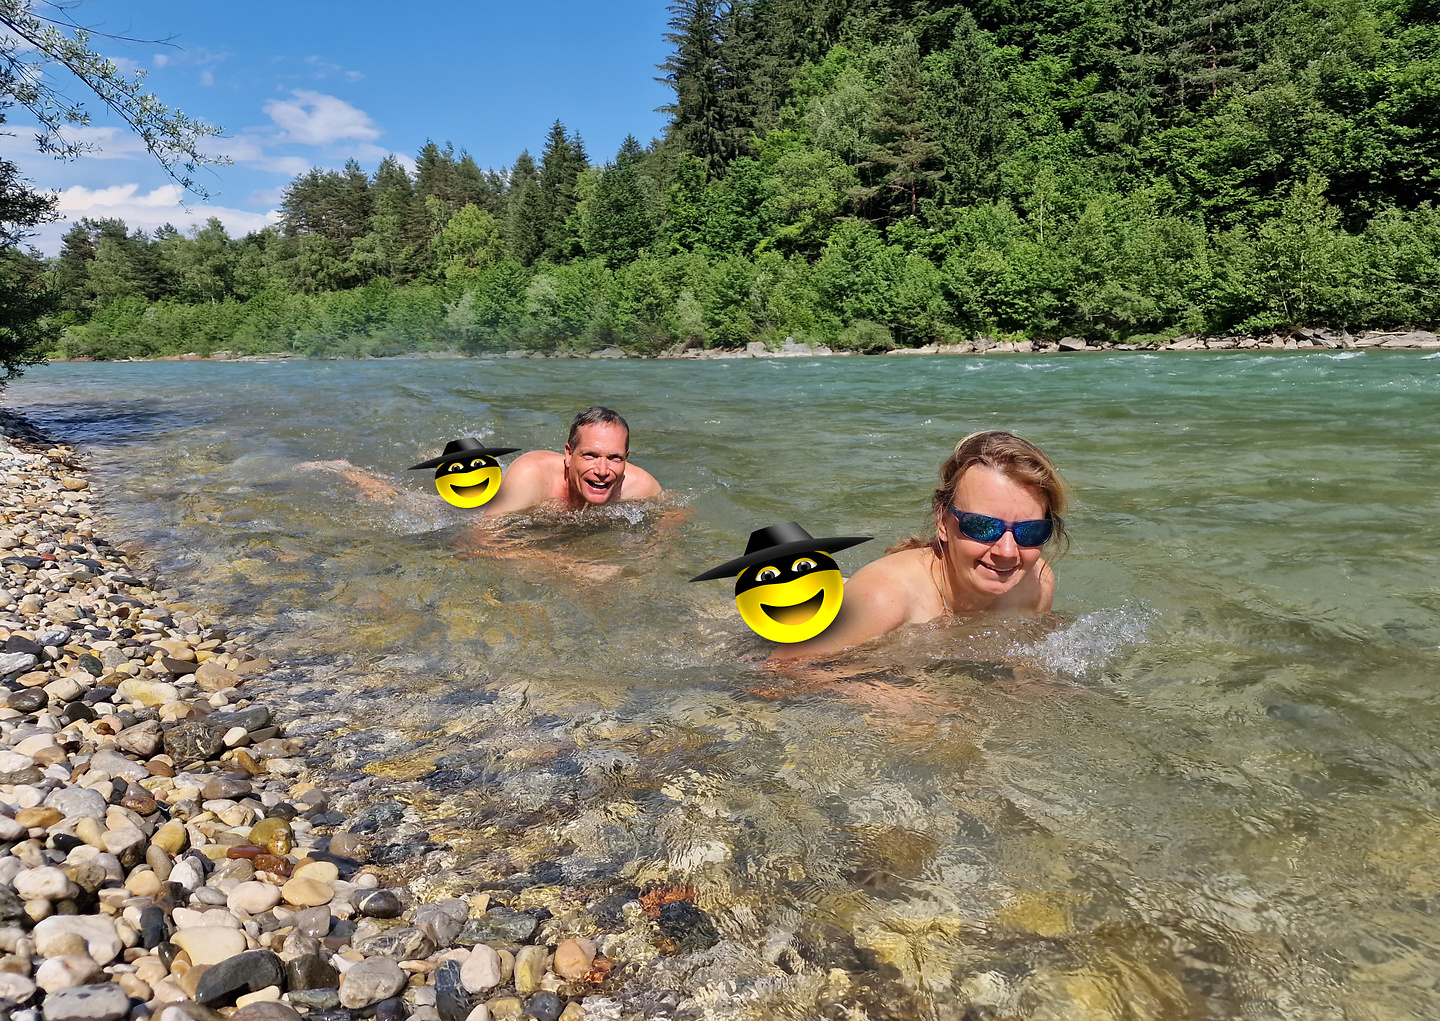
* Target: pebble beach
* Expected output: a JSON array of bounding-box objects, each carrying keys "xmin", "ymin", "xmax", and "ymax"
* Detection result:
[{"xmin": 0, "ymin": 408, "xmax": 680, "ymax": 1021}]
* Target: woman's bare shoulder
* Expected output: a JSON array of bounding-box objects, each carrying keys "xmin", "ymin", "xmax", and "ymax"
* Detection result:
[
  {"xmin": 845, "ymin": 547, "xmax": 934, "ymax": 616},
  {"xmin": 1035, "ymin": 557, "xmax": 1056, "ymax": 611},
  {"xmin": 767, "ymin": 547, "xmax": 932, "ymax": 663}
]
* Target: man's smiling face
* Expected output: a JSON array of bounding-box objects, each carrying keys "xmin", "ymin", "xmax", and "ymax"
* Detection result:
[{"xmin": 564, "ymin": 421, "xmax": 630, "ymax": 505}]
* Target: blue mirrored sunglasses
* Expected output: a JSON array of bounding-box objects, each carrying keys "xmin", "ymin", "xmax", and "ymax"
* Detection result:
[{"xmin": 948, "ymin": 506, "xmax": 1054, "ymax": 548}]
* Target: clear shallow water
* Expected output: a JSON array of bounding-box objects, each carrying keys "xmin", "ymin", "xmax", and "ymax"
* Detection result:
[{"xmin": 9, "ymin": 352, "xmax": 1440, "ymax": 1019}]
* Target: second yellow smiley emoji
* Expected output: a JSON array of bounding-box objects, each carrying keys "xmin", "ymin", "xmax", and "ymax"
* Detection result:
[{"xmin": 691, "ymin": 522, "xmax": 872, "ymax": 643}]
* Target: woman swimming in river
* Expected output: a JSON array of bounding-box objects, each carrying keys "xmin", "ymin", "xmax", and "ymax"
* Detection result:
[{"xmin": 770, "ymin": 430, "xmax": 1068, "ymax": 662}]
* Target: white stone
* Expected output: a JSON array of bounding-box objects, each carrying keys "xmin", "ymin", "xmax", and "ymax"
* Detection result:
[
  {"xmin": 235, "ymin": 986, "xmax": 282, "ymax": 1007},
  {"xmin": 0, "ymin": 814, "xmax": 26, "ymax": 840},
  {"xmin": 339, "ymin": 957, "xmax": 407, "ymax": 1008},
  {"xmin": 173, "ymin": 906, "xmax": 241, "ymax": 929},
  {"xmin": 0, "ymin": 971, "xmax": 35, "ymax": 1003},
  {"xmin": 462, "ymin": 1006, "xmax": 491, "ymax": 1021},
  {"xmin": 41, "ymin": 981, "xmax": 130, "ymax": 1021},
  {"xmin": 168, "ymin": 856, "xmax": 204, "ymax": 892},
  {"xmin": 0, "ymin": 652, "xmax": 36, "ymax": 676},
  {"xmin": 101, "ymin": 826, "xmax": 145, "ymax": 860},
  {"xmin": 460, "ymin": 944, "xmax": 502, "ymax": 993},
  {"xmin": 14, "ymin": 866, "xmax": 79, "ymax": 901},
  {"xmin": 43, "ymin": 786, "xmax": 107, "ymax": 820},
  {"xmin": 35, "ymin": 954, "xmax": 102, "ymax": 992},
  {"xmin": 228, "ymin": 881, "xmax": 283, "ymax": 914},
  {"xmin": 13, "ymin": 733, "xmax": 56, "ymax": 757},
  {"xmin": 32, "ymin": 914, "xmax": 122, "ymax": 964},
  {"xmin": 171, "ymin": 925, "xmax": 246, "ymax": 965},
  {"xmin": 43, "ymin": 677, "xmax": 83, "ymax": 702},
  {"xmin": 0, "ymin": 751, "xmax": 33, "ymax": 772}
]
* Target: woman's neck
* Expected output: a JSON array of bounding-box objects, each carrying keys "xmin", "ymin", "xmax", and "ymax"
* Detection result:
[{"xmin": 932, "ymin": 543, "xmax": 998, "ymax": 614}]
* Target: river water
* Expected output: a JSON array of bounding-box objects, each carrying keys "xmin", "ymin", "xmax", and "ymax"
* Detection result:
[{"xmin": 8, "ymin": 352, "xmax": 1440, "ymax": 1020}]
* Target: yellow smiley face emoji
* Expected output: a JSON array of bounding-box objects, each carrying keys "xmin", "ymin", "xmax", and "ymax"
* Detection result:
[
  {"xmin": 690, "ymin": 522, "xmax": 871, "ymax": 645},
  {"xmin": 409, "ymin": 439, "xmax": 520, "ymax": 509},
  {"xmin": 435, "ymin": 456, "xmax": 502, "ymax": 508},
  {"xmin": 734, "ymin": 553, "xmax": 845, "ymax": 643}
]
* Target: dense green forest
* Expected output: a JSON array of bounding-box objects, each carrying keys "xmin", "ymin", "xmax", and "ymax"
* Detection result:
[{"xmin": 35, "ymin": 0, "xmax": 1440, "ymax": 358}]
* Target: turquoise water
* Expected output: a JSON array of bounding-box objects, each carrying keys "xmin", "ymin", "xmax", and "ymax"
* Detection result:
[{"xmin": 9, "ymin": 352, "xmax": 1440, "ymax": 1019}]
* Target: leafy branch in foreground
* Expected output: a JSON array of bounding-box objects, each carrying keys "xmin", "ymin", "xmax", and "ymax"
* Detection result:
[{"xmin": 0, "ymin": 0, "xmax": 226, "ymax": 197}]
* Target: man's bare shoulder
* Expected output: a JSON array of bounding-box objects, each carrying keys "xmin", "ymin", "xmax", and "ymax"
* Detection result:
[
  {"xmin": 620, "ymin": 462, "xmax": 663, "ymax": 500},
  {"xmin": 480, "ymin": 450, "xmax": 561, "ymax": 517},
  {"xmin": 506, "ymin": 450, "xmax": 563, "ymax": 474}
]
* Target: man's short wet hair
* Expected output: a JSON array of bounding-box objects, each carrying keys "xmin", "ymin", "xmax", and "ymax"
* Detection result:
[{"xmin": 568, "ymin": 406, "xmax": 630, "ymax": 450}]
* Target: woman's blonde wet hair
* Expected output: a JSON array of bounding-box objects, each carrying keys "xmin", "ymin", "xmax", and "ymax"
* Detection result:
[{"xmin": 887, "ymin": 430, "xmax": 1070, "ymax": 555}]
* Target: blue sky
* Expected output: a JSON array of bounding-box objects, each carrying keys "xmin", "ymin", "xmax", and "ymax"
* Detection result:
[{"xmin": 3, "ymin": 0, "xmax": 675, "ymax": 252}]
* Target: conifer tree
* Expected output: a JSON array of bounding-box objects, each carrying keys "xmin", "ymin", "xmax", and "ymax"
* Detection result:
[
  {"xmin": 854, "ymin": 33, "xmax": 942, "ymax": 224},
  {"xmin": 280, "ymin": 160, "xmax": 375, "ymax": 261},
  {"xmin": 505, "ymin": 150, "xmax": 543, "ymax": 264},
  {"xmin": 536, "ymin": 121, "xmax": 590, "ymax": 262},
  {"xmin": 660, "ymin": 0, "xmax": 729, "ymax": 176},
  {"xmin": 927, "ymin": 15, "xmax": 1010, "ymax": 203},
  {"xmin": 368, "ymin": 155, "xmax": 428, "ymax": 281},
  {"xmin": 582, "ymin": 136, "xmax": 658, "ymax": 267}
]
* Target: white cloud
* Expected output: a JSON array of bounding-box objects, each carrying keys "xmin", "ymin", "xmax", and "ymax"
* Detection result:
[
  {"xmin": 248, "ymin": 186, "xmax": 287, "ymax": 206},
  {"xmin": 200, "ymin": 69, "xmax": 214, "ymax": 86},
  {"xmin": 214, "ymin": 135, "xmax": 311, "ymax": 176},
  {"xmin": 28, "ymin": 183, "xmax": 281, "ymax": 253},
  {"xmin": 0, "ymin": 124, "xmax": 147, "ymax": 161},
  {"xmin": 348, "ymin": 143, "xmax": 398, "ymax": 164},
  {"xmin": 263, "ymin": 90, "xmax": 378, "ymax": 145},
  {"xmin": 152, "ymin": 54, "xmax": 169, "ymax": 68}
]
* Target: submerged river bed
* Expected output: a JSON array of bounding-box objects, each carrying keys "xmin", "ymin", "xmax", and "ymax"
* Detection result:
[{"xmin": 8, "ymin": 352, "xmax": 1440, "ymax": 1020}]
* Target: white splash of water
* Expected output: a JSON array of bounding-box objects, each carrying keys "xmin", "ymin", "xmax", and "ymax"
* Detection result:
[
  {"xmin": 1322, "ymin": 351, "xmax": 1364, "ymax": 360},
  {"xmin": 1012, "ymin": 602, "xmax": 1158, "ymax": 677}
]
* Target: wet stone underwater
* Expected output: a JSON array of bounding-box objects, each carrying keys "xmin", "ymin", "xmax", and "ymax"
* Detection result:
[{"xmin": 9, "ymin": 351, "xmax": 1440, "ymax": 1020}]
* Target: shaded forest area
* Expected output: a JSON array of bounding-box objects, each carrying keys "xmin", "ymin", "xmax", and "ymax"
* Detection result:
[{"xmin": 42, "ymin": 0, "xmax": 1440, "ymax": 358}]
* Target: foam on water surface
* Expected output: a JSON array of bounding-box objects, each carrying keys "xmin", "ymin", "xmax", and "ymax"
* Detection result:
[{"xmin": 1010, "ymin": 602, "xmax": 1158, "ymax": 677}]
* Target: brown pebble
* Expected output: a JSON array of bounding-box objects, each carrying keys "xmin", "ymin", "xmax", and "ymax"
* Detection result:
[
  {"xmin": 121, "ymin": 795, "xmax": 159, "ymax": 816},
  {"xmin": 32, "ymin": 746, "xmax": 68, "ymax": 767},
  {"xmin": 226, "ymin": 845, "xmax": 264, "ymax": 860},
  {"xmin": 254, "ymin": 854, "xmax": 291, "ymax": 876},
  {"xmin": 327, "ymin": 832, "xmax": 364, "ymax": 859},
  {"xmin": 15, "ymin": 807, "xmax": 61, "ymax": 828},
  {"xmin": 147, "ymin": 758, "xmax": 175, "ymax": 777},
  {"xmin": 234, "ymin": 749, "xmax": 262, "ymax": 775}
]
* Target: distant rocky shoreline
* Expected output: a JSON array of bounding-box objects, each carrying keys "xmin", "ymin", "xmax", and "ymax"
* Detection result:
[
  {"xmin": 45, "ymin": 327, "xmax": 1440, "ymax": 364},
  {"xmin": 0, "ymin": 409, "xmax": 686, "ymax": 1021}
]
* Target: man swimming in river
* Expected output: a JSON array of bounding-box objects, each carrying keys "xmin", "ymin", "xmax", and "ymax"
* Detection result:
[
  {"xmin": 477, "ymin": 405, "xmax": 662, "ymax": 517},
  {"xmin": 298, "ymin": 406, "xmax": 662, "ymax": 518}
]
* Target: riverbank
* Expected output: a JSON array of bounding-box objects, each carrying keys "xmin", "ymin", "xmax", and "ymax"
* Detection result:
[
  {"xmin": 0, "ymin": 410, "xmax": 675, "ymax": 1021},
  {"xmin": 48, "ymin": 325, "xmax": 1440, "ymax": 363}
]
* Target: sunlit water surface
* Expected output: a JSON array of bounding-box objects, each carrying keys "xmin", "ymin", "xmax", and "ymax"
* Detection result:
[{"xmin": 9, "ymin": 352, "xmax": 1440, "ymax": 1020}]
